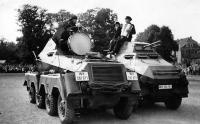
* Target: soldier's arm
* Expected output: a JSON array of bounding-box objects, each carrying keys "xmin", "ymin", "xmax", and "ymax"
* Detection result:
[
  {"xmin": 131, "ymin": 24, "xmax": 136, "ymax": 35},
  {"xmin": 52, "ymin": 24, "xmax": 65, "ymax": 45}
]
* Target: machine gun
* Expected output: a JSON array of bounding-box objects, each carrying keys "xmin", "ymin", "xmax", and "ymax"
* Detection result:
[{"xmin": 143, "ymin": 40, "xmax": 161, "ymax": 49}]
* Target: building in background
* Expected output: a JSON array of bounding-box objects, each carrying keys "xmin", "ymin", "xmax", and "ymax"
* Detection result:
[{"xmin": 176, "ymin": 37, "xmax": 200, "ymax": 66}]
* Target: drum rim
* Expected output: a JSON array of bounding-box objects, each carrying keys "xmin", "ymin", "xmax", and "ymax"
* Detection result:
[{"xmin": 68, "ymin": 32, "xmax": 90, "ymax": 43}]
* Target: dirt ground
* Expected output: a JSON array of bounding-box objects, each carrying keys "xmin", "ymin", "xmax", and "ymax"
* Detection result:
[{"xmin": 0, "ymin": 73, "xmax": 200, "ymax": 124}]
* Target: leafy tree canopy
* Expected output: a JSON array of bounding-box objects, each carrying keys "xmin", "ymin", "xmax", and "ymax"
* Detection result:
[
  {"xmin": 78, "ymin": 8, "xmax": 117, "ymax": 52},
  {"xmin": 0, "ymin": 38, "xmax": 19, "ymax": 63},
  {"xmin": 135, "ymin": 25, "xmax": 178, "ymax": 62},
  {"xmin": 17, "ymin": 4, "xmax": 53, "ymax": 63}
]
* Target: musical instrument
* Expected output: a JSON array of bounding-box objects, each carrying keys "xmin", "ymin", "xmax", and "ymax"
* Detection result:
[
  {"xmin": 121, "ymin": 23, "xmax": 133, "ymax": 37},
  {"xmin": 68, "ymin": 32, "xmax": 92, "ymax": 55}
]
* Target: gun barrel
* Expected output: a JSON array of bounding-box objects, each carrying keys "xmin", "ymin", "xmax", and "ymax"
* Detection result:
[{"xmin": 143, "ymin": 40, "xmax": 161, "ymax": 48}]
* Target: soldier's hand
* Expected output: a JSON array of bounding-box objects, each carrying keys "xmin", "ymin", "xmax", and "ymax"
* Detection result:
[{"xmin": 127, "ymin": 29, "xmax": 131, "ymax": 33}]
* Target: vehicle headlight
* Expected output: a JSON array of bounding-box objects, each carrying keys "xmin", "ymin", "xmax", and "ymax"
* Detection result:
[
  {"xmin": 126, "ymin": 72, "xmax": 138, "ymax": 81},
  {"xmin": 75, "ymin": 72, "xmax": 89, "ymax": 81}
]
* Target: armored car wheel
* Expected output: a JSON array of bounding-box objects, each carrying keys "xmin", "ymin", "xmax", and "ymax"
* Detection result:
[
  {"xmin": 36, "ymin": 93, "xmax": 45, "ymax": 109},
  {"xmin": 29, "ymin": 85, "xmax": 36, "ymax": 103},
  {"xmin": 165, "ymin": 95, "xmax": 182, "ymax": 110},
  {"xmin": 113, "ymin": 98, "xmax": 133, "ymax": 120},
  {"xmin": 45, "ymin": 94, "xmax": 58, "ymax": 116},
  {"xmin": 57, "ymin": 95, "xmax": 75, "ymax": 124}
]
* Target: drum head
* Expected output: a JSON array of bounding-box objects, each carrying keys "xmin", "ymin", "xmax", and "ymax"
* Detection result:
[{"xmin": 68, "ymin": 33, "xmax": 92, "ymax": 55}]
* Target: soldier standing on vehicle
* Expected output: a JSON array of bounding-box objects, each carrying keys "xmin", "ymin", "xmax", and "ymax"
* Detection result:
[
  {"xmin": 52, "ymin": 15, "xmax": 78, "ymax": 54},
  {"xmin": 113, "ymin": 16, "xmax": 136, "ymax": 54}
]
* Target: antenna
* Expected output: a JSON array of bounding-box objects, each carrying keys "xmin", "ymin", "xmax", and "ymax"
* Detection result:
[
  {"xmin": 32, "ymin": 51, "xmax": 38, "ymax": 61},
  {"xmin": 57, "ymin": 50, "xmax": 62, "ymax": 73}
]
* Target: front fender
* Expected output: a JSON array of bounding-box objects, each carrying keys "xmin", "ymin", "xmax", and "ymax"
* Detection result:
[{"xmin": 63, "ymin": 73, "xmax": 82, "ymax": 97}]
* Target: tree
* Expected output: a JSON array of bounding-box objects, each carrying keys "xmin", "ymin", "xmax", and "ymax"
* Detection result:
[
  {"xmin": 157, "ymin": 26, "xmax": 178, "ymax": 61},
  {"xmin": 0, "ymin": 38, "xmax": 19, "ymax": 63},
  {"xmin": 78, "ymin": 8, "xmax": 117, "ymax": 52},
  {"xmin": 135, "ymin": 25, "xmax": 160, "ymax": 43},
  {"xmin": 135, "ymin": 25, "xmax": 178, "ymax": 62},
  {"xmin": 48, "ymin": 10, "xmax": 75, "ymax": 25},
  {"xmin": 17, "ymin": 4, "xmax": 53, "ymax": 63}
]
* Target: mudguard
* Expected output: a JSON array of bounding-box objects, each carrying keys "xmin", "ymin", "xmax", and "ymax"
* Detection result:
[
  {"xmin": 40, "ymin": 74, "xmax": 62, "ymax": 97},
  {"xmin": 39, "ymin": 73, "xmax": 81, "ymax": 100},
  {"xmin": 63, "ymin": 73, "xmax": 82, "ymax": 96},
  {"xmin": 25, "ymin": 72, "xmax": 38, "ymax": 91}
]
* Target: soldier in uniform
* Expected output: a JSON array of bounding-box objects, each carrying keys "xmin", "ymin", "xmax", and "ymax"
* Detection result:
[
  {"xmin": 52, "ymin": 16, "xmax": 78, "ymax": 54},
  {"xmin": 113, "ymin": 16, "xmax": 136, "ymax": 54}
]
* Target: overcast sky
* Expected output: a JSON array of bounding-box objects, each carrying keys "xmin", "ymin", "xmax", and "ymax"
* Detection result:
[{"xmin": 0, "ymin": 0, "xmax": 199, "ymax": 43}]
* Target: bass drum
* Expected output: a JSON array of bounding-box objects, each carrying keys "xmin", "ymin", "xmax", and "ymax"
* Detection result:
[{"xmin": 68, "ymin": 32, "xmax": 92, "ymax": 55}]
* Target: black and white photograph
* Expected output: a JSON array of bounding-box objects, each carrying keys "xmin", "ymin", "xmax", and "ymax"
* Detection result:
[{"xmin": 0, "ymin": 0, "xmax": 199, "ymax": 124}]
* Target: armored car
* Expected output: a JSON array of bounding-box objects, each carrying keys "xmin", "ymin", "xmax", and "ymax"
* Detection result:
[
  {"xmin": 117, "ymin": 41, "xmax": 189, "ymax": 110},
  {"xmin": 24, "ymin": 31, "xmax": 140, "ymax": 124}
]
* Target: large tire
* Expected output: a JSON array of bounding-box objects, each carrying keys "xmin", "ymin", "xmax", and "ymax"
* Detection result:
[
  {"xmin": 36, "ymin": 92, "xmax": 45, "ymax": 109},
  {"xmin": 165, "ymin": 95, "xmax": 182, "ymax": 110},
  {"xmin": 45, "ymin": 94, "xmax": 58, "ymax": 116},
  {"xmin": 29, "ymin": 85, "xmax": 36, "ymax": 103},
  {"xmin": 57, "ymin": 95, "xmax": 75, "ymax": 124},
  {"xmin": 113, "ymin": 98, "xmax": 133, "ymax": 120}
]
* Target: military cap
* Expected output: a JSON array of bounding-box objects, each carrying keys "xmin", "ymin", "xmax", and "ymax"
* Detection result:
[{"xmin": 125, "ymin": 16, "xmax": 132, "ymax": 21}]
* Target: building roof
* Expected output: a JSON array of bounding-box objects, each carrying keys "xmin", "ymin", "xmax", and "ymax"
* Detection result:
[{"xmin": 176, "ymin": 36, "xmax": 199, "ymax": 48}]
